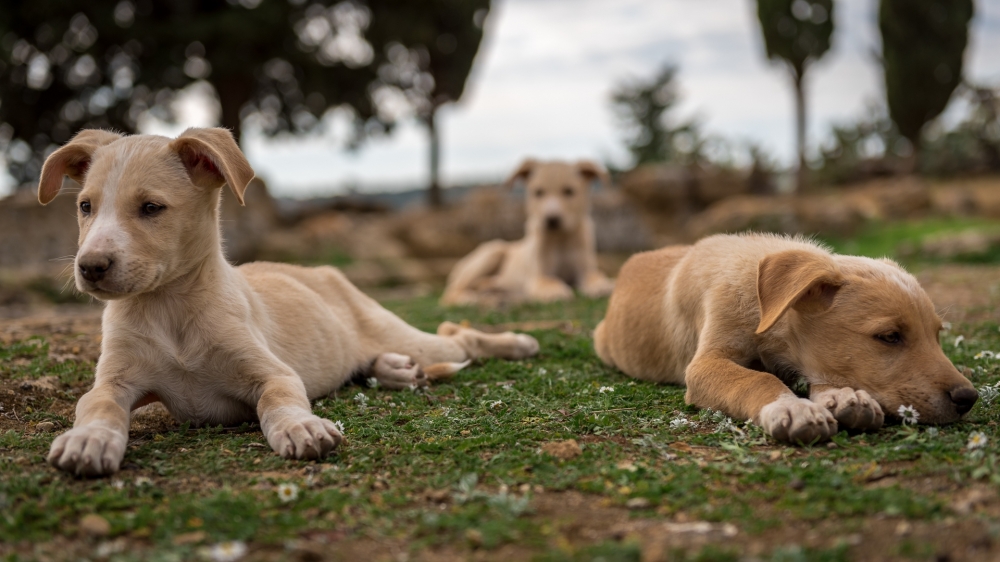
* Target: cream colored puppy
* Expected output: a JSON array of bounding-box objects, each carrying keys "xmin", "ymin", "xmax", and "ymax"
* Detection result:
[
  {"xmin": 595, "ymin": 233, "xmax": 978, "ymax": 443},
  {"xmin": 40, "ymin": 128, "xmax": 539, "ymax": 476},
  {"xmin": 441, "ymin": 159, "xmax": 615, "ymax": 305}
]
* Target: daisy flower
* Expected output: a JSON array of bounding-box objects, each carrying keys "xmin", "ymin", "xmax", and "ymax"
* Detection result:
[
  {"xmin": 669, "ymin": 416, "xmax": 695, "ymax": 430},
  {"xmin": 954, "ymin": 335, "xmax": 964, "ymax": 347},
  {"xmin": 897, "ymin": 405, "xmax": 920, "ymax": 425},
  {"xmin": 489, "ymin": 400, "xmax": 504, "ymax": 409},
  {"xmin": 598, "ymin": 386, "xmax": 614, "ymax": 394},
  {"xmin": 209, "ymin": 541, "xmax": 247, "ymax": 562},
  {"xmin": 974, "ymin": 351, "xmax": 996, "ymax": 360},
  {"xmin": 925, "ymin": 427, "xmax": 939, "ymax": 438},
  {"xmin": 366, "ymin": 377, "xmax": 379, "ymax": 389},
  {"xmin": 332, "ymin": 420, "xmax": 345, "ymax": 434},
  {"xmin": 979, "ymin": 383, "xmax": 999, "ymax": 405},
  {"xmin": 134, "ymin": 476, "xmax": 152, "ymax": 487},
  {"xmin": 276, "ymin": 483, "xmax": 299, "ymax": 503},
  {"xmin": 967, "ymin": 431, "xmax": 988, "ymax": 450}
]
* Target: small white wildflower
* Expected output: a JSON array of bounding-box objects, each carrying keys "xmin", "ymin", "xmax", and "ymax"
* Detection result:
[
  {"xmin": 954, "ymin": 335, "xmax": 965, "ymax": 347},
  {"xmin": 669, "ymin": 416, "xmax": 694, "ymax": 430},
  {"xmin": 134, "ymin": 476, "xmax": 152, "ymax": 487},
  {"xmin": 979, "ymin": 383, "xmax": 999, "ymax": 405},
  {"xmin": 942, "ymin": 322, "xmax": 952, "ymax": 332},
  {"xmin": 95, "ymin": 539, "xmax": 126, "ymax": 557},
  {"xmin": 967, "ymin": 431, "xmax": 988, "ymax": 450},
  {"xmin": 598, "ymin": 386, "xmax": 614, "ymax": 394},
  {"xmin": 489, "ymin": 400, "xmax": 504, "ymax": 409},
  {"xmin": 277, "ymin": 483, "xmax": 299, "ymax": 503},
  {"xmin": 331, "ymin": 420, "xmax": 345, "ymax": 434},
  {"xmin": 974, "ymin": 350, "xmax": 996, "ymax": 360},
  {"xmin": 925, "ymin": 427, "xmax": 939, "ymax": 438},
  {"xmin": 110, "ymin": 479, "xmax": 125, "ymax": 490},
  {"xmin": 209, "ymin": 540, "xmax": 247, "ymax": 562},
  {"xmin": 898, "ymin": 405, "xmax": 920, "ymax": 425},
  {"xmin": 538, "ymin": 367, "xmax": 548, "ymax": 375},
  {"xmin": 353, "ymin": 392, "xmax": 369, "ymax": 405},
  {"xmin": 366, "ymin": 377, "xmax": 379, "ymax": 389}
]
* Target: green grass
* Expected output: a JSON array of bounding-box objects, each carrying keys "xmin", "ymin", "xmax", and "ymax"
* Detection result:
[
  {"xmin": 2, "ymin": 296, "xmax": 1000, "ymax": 560},
  {"xmin": 820, "ymin": 216, "xmax": 1000, "ymax": 265}
]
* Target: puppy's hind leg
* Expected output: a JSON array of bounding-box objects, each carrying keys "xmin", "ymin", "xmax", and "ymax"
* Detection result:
[{"xmin": 437, "ymin": 321, "xmax": 540, "ymax": 360}]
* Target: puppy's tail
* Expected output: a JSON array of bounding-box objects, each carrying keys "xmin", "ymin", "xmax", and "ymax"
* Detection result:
[{"xmin": 424, "ymin": 359, "xmax": 472, "ymax": 381}]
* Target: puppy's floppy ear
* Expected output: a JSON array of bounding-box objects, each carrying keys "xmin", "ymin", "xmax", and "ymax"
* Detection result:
[
  {"xmin": 38, "ymin": 129, "xmax": 122, "ymax": 205},
  {"xmin": 576, "ymin": 160, "xmax": 610, "ymax": 187},
  {"xmin": 504, "ymin": 158, "xmax": 537, "ymax": 188},
  {"xmin": 756, "ymin": 249, "xmax": 844, "ymax": 334},
  {"xmin": 169, "ymin": 127, "xmax": 255, "ymax": 205}
]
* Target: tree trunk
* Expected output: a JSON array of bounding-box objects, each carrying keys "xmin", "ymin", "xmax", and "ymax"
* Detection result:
[
  {"xmin": 214, "ymin": 75, "xmax": 254, "ymax": 146},
  {"xmin": 426, "ymin": 106, "xmax": 443, "ymax": 207},
  {"xmin": 792, "ymin": 69, "xmax": 807, "ymax": 194}
]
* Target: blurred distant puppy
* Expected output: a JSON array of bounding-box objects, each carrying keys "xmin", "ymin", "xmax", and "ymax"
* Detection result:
[
  {"xmin": 595, "ymin": 233, "xmax": 979, "ymax": 444},
  {"xmin": 39, "ymin": 128, "xmax": 539, "ymax": 476},
  {"xmin": 441, "ymin": 159, "xmax": 615, "ymax": 305}
]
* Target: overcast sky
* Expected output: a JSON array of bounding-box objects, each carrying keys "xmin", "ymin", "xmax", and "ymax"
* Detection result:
[{"xmin": 6, "ymin": 0, "xmax": 999, "ymax": 198}]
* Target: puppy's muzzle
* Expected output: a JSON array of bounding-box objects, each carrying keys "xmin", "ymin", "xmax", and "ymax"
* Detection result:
[
  {"xmin": 79, "ymin": 256, "xmax": 114, "ymax": 283},
  {"xmin": 949, "ymin": 386, "xmax": 978, "ymax": 416}
]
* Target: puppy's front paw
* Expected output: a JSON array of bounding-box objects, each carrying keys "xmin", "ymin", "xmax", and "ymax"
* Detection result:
[
  {"xmin": 48, "ymin": 425, "xmax": 127, "ymax": 476},
  {"xmin": 580, "ymin": 276, "xmax": 615, "ymax": 298},
  {"xmin": 759, "ymin": 395, "xmax": 837, "ymax": 444},
  {"xmin": 812, "ymin": 387, "xmax": 884, "ymax": 431},
  {"xmin": 513, "ymin": 334, "xmax": 540, "ymax": 358},
  {"xmin": 266, "ymin": 413, "xmax": 344, "ymax": 460}
]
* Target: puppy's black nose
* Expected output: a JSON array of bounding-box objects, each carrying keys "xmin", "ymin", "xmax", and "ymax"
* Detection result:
[
  {"xmin": 545, "ymin": 216, "xmax": 562, "ymax": 230},
  {"xmin": 949, "ymin": 386, "xmax": 978, "ymax": 415},
  {"xmin": 79, "ymin": 257, "xmax": 113, "ymax": 282}
]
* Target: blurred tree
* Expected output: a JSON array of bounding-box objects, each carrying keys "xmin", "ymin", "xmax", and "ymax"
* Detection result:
[
  {"xmin": 610, "ymin": 65, "xmax": 699, "ymax": 166},
  {"xmin": 755, "ymin": 0, "xmax": 834, "ymax": 192},
  {"xmin": 365, "ymin": 0, "xmax": 491, "ymax": 207},
  {"xmin": 879, "ymin": 0, "xmax": 974, "ymax": 171},
  {"xmin": 0, "ymin": 0, "xmax": 490, "ymax": 204}
]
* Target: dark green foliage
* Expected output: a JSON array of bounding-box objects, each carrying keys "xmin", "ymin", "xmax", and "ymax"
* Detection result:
[
  {"xmin": 756, "ymin": 0, "xmax": 834, "ymax": 78},
  {"xmin": 364, "ymin": 0, "xmax": 491, "ymax": 206},
  {"xmin": 610, "ymin": 65, "xmax": 699, "ymax": 166},
  {"xmin": 755, "ymin": 0, "xmax": 834, "ymax": 191},
  {"xmin": 0, "ymin": 0, "xmax": 490, "ymax": 192},
  {"xmin": 879, "ymin": 0, "xmax": 973, "ymax": 151},
  {"xmin": 814, "ymin": 83, "xmax": 1000, "ymax": 184}
]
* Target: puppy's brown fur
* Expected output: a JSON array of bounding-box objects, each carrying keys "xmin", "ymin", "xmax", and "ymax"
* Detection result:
[
  {"xmin": 594, "ymin": 233, "xmax": 978, "ymax": 443},
  {"xmin": 40, "ymin": 128, "xmax": 539, "ymax": 476},
  {"xmin": 441, "ymin": 159, "xmax": 615, "ymax": 305}
]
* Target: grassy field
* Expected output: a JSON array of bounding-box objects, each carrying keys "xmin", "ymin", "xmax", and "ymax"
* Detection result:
[{"xmin": 2, "ymin": 222, "xmax": 1000, "ymax": 561}]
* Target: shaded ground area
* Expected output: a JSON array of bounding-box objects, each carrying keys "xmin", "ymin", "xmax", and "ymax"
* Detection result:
[{"xmin": 1, "ymin": 266, "xmax": 999, "ymax": 562}]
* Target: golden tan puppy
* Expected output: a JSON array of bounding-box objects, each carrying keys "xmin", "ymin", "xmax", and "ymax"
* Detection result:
[
  {"xmin": 39, "ymin": 128, "xmax": 539, "ymax": 476},
  {"xmin": 441, "ymin": 159, "xmax": 615, "ymax": 305},
  {"xmin": 594, "ymin": 233, "xmax": 978, "ymax": 443}
]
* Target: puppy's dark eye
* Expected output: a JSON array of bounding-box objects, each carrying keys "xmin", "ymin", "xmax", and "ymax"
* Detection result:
[
  {"xmin": 875, "ymin": 332, "xmax": 902, "ymax": 345},
  {"xmin": 562, "ymin": 186, "xmax": 574, "ymax": 197},
  {"xmin": 534, "ymin": 189, "xmax": 545, "ymax": 198},
  {"xmin": 141, "ymin": 202, "xmax": 165, "ymax": 216},
  {"xmin": 79, "ymin": 201, "xmax": 91, "ymax": 214}
]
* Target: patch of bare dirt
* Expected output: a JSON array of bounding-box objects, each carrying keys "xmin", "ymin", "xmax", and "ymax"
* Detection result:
[{"xmin": 915, "ymin": 264, "xmax": 1000, "ymax": 325}]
